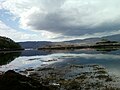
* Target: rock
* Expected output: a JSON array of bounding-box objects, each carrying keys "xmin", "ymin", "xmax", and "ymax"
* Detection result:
[{"xmin": 0, "ymin": 70, "xmax": 49, "ymax": 90}]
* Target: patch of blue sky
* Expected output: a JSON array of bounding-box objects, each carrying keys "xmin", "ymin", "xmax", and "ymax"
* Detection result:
[
  {"xmin": 0, "ymin": 0, "xmax": 5, "ymax": 2},
  {"xmin": 0, "ymin": 9, "xmax": 38, "ymax": 34}
]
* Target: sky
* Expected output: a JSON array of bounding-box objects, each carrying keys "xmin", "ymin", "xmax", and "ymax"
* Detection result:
[{"xmin": 0, "ymin": 0, "xmax": 120, "ymax": 42}]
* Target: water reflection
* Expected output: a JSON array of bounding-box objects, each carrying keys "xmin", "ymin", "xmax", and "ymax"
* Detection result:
[
  {"xmin": 0, "ymin": 49, "xmax": 120, "ymax": 77},
  {"xmin": 0, "ymin": 52, "xmax": 21, "ymax": 65},
  {"xmin": 21, "ymin": 50, "xmax": 50, "ymax": 56},
  {"xmin": 96, "ymin": 48, "xmax": 120, "ymax": 54}
]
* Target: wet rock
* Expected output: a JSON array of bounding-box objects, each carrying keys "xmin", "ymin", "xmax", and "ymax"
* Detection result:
[
  {"xmin": 0, "ymin": 70, "xmax": 49, "ymax": 90},
  {"xmin": 28, "ymin": 64, "xmax": 120, "ymax": 90}
]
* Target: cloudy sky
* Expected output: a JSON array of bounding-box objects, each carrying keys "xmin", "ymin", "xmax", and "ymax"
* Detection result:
[{"xmin": 0, "ymin": 0, "xmax": 120, "ymax": 42}]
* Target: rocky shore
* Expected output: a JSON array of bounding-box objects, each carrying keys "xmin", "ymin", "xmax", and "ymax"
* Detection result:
[
  {"xmin": 0, "ymin": 70, "xmax": 49, "ymax": 90},
  {"xmin": 25, "ymin": 64, "xmax": 120, "ymax": 90},
  {"xmin": 0, "ymin": 64, "xmax": 120, "ymax": 90}
]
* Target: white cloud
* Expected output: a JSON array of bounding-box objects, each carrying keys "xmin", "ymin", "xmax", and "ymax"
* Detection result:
[
  {"xmin": 0, "ymin": 1, "xmax": 3, "ymax": 9},
  {"xmin": 0, "ymin": 20, "xmax": 60, "ymax": 41},
  {"xmin": 1, "ymin": 0, "xmax": 120, "ymax": 40}
]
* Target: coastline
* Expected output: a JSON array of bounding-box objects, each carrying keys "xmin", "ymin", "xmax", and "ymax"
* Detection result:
[{"xmin": 38, "ymin": 43, "xmax": 120, "ymax": 50}]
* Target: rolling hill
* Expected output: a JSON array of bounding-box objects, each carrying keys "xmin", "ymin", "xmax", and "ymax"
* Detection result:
[
  {"xmin": 19, "ymin": 34, "xmax": 120, "ymax": 49},
  {"xmin": 0, "ymin": 36, "xmax": 22, "ymax": 50}
]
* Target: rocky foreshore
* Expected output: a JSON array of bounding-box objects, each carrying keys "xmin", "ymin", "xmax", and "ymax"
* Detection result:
[
  {"xmin": 27, "ymin": 64, "xmax": 120, "ymax": 90},
  {"xmin": 0, "ymin": 70, "xmax": 49, "ymax": 90},
  {"xmin": 1, "ymin": 64, "xmax": 120, "ymax": 90}
]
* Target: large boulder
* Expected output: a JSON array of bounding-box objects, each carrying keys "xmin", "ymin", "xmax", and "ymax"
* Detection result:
[{"xmin": 0, "ymin": 70, "xmax": 49, "ymax": 90}]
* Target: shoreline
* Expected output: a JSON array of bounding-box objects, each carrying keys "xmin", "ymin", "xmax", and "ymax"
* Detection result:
[
  {"xmin": 38, "ymin": 44, "xmax": 120, "ymax": 50},
  {"xmin": 0, "ymin": 48, "xmax": 24, "ymax": 52},
  {"xmin": 1, "ymin": 64, "xmax": 120, "ymax": 90}
]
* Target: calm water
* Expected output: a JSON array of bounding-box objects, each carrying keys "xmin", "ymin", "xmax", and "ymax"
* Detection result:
[{"xmin": 0, "ymin": 49, "xmax": 120, "ymax": 77}]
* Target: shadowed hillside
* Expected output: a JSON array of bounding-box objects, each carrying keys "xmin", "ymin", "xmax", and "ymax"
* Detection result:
[{"xmin": 0, "ymin": 36, "xmax": 22, "ymax": 50}]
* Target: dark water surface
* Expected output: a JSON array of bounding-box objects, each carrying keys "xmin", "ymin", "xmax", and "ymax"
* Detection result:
[{"xmin": 0, "ymin": 49, "xmax": 120, "ymax": 77}]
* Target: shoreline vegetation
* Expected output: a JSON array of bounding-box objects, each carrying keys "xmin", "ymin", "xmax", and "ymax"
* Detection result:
[{"xmin": 38, "ymin": 40, "xmax": 120, "ymax": 51}]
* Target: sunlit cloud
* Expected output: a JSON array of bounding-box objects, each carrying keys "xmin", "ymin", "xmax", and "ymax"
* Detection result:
[{"xmin": 0, "ymin": 20, "xmax": 59, "ymax": 41}]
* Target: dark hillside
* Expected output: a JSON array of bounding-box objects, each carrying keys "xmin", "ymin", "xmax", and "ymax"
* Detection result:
[{"xmin": 0, "ymin": 36, "xmax": 22, "ymax": 50}]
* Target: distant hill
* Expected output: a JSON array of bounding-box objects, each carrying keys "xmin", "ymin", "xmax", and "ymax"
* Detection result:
[
  {"xmin": 19, "ymin": 34, "xmax": 120, "ymax": 49},
  {"xmin": 65, "ymin": 34, "xmax": 120, "ymax": 44},
  {"xmin": 103, "ymin": 34, "xmax": 120, "ymax": 41},
  {"xmin": 0, "ymin": 36, "xmax": 22, "ymax": 50},
  {"xmin": 65, "ymin": 38, "xmax": 101, "ymax": 44}
]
